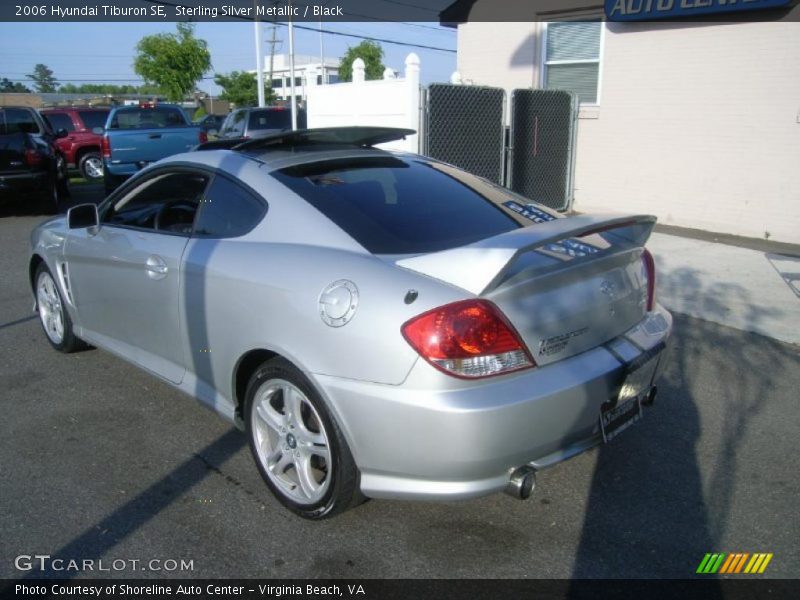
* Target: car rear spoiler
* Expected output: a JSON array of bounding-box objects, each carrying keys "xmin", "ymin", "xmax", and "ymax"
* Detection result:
[
  {"xmin": 194, "ymin": 127, "xmax": 416, "ymax": 153},
  {"xmin": 396, "ymin": 213, "xmax": 657, "ymax": 295}
]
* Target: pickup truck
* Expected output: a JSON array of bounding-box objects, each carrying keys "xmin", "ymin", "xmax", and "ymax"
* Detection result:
[
  {"xmin": 0, "ymin": 106, "xmax": 68, "ymax": 213},
  {"xmin": 102, "ymin": 103, "xmax": 207, "ymax": 194}
]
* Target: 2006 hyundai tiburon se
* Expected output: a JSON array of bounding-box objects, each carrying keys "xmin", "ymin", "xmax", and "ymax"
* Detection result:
[{"xmin": 30, "ymin": 127, "xmax": 672, "ymax": 519}]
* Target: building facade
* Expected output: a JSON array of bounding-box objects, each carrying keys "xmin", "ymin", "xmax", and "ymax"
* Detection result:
[
  {"xmin": 254, "ymin": 54, "xmax": 340, "ymax": 105},
  {"xmin": 450, "ymin": 3, "xmax": 800, "ymax": 243}
]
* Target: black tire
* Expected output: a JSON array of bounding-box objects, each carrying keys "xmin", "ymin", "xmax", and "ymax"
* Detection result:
[
  {"xmin": 55, "ymin": 154, "xmax": 70, "ymax": 198},
  {"xmin": 36, "ymin": 177, "xmax": 59, "ymax": 215},
  {"xmin": 244, "ymin": 357, "xmax": 365, "ymax": 519},
  {"xmin": 34, "ymin": 263, "xmax": 85, "ymax": 353},
  {"xmin": 78, "ymin": 152, "xmax": 103, "ymax": 181}
]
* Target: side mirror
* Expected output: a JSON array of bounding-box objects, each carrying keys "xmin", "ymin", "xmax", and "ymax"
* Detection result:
[
  {"xmin": 91, "ymin": 126, "xmax": 104, "ymax": 135},
  {"xmin": 68, "ymin": 203, "xmax": 99, "ymax": 230},
  {"xmin": 55, "ymin": 128, "xmax": 69, "ymax": 139}
]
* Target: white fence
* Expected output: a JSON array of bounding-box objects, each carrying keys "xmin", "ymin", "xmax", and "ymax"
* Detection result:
[{"xmin": 305, "ymin": 54, "xmax": 422, "ymax": 153}]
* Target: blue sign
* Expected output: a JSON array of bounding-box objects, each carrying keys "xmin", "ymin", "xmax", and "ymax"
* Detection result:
[{"xmin": 605, "ymin": 0, "xmax": 792, "ymax": 21}]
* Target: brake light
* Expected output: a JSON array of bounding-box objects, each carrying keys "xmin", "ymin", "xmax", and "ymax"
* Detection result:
[
  {"xmin": 198, "ymin": 131, "xmax": 208, "ymax": 144},
  {"xmin": 641, "ymin": 248, "xmax": 656, "ymax": 311},
  {"xmin": 402, "ymin": 299, "xmax": 534, "ymax": 379},
  {"xmin": 24, "ymin": 148, "xmax": 43, "ymax": 167},
  {"xmin": 101, "ymin": 134, "xmax": 111, "ymax": 159}
]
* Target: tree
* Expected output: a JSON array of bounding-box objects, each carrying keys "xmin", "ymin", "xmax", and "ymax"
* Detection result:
[
  {"xmin": 134, "ymin": 23, "xmax": 211, "ymax": 102},
  {"xmin": 338, "ymin": 40, "xmax": 385, "ymax": 82},
  {"xmin": 0, "ymin": 78, "xmax": 31, "ymax": 93},
  {"xmin": 214, "ymin": 71, "xmax": 273, "ymax": 108},
  {"xmin": 26, "ymin": 64, "xmax": 58, "ymax": 93}
]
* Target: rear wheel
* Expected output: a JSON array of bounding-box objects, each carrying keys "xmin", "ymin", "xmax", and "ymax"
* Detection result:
[
  {"xmin": 36, "ymin": 177, "xmax": 59, "ymax": 215},
  {"xmin": 55, "ymin": 154, "xmax": 70, "ymax": 198},
  {"xmin": 35, "ymin": 263, "xmax": 84, "ymax": 353},
  {"xmin": 245, "ymin": 358, "xmax": 365, "ymax": 519},
  {"xmin": 78, "ymin": 152, "xmax": 103, "ymax": 181}
]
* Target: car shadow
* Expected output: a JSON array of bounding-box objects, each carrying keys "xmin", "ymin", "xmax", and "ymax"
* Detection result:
[{"xmin": 567, "ymin": 263, "xmax": 789, "ymax": 587}]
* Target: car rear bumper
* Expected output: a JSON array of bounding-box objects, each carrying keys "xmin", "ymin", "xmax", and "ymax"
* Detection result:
[{"xmin": 314, "ymin": 305, "xmax": 672, "ymax": 501}]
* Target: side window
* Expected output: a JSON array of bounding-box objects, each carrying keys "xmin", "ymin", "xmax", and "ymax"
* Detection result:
[
  {"xmin": 44, "ymin": 113, "xmax": 76, "ymax": 132},
  {"xmin": 4, "ymin": 109, "xmax": 41, "ymax": 134},
  {"xmin": 227, "ymin": 111, "xmax": 246, "ymax": 136},
  {"xmin": 103, "ymin": 171, "xmax": 209, "ymax": 234},
  {"xmin": 193, "ymin": 176, "xmax": 266, "ymax": 238}
]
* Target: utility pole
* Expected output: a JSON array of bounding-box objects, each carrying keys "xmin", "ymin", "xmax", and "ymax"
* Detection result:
[
  {"xmin": 254, "ymin": 1, "xmax": 265, "ymax": 107},
  {"xmin": 288, "ymin": 0, "xmax": 297, "ymax": 130},
  {"xmin": 266, "ymin": 22, "xmax": 280, "ymax": 102},
  {"xmin": 318, "ymin": 18, "xmax": 325, "ymax": 85}
]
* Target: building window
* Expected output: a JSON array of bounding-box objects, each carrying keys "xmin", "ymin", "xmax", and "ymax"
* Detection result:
[
  {"xmin": 271, "ymin": 78, "xmax": 283, "ymax": 88},
  {"xmin": 542, "ymin": 21, "xmax": 602, "ymax": 105}
]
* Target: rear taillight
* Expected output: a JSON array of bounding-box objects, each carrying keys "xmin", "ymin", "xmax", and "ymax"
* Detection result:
[
  {"xmin": 401, "ymin": 299, "xmax": 534, "ymax": 379},
  {"xmin": 24, "ymin": 148, "xmax": 44, "ymax": 167},
  {"xmin": 198, "ymin": 131, "xmax": 208, "ymax": 144},
  {"xmin": 641, "ymin": 248, "xmax": 656, "ymax": 311},
  {"xmin": 101, "ymin": 135, "xmax": 111, "ymax": 159}
]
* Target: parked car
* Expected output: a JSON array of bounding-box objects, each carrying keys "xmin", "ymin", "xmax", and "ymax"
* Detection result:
[
  {"xmin": 40, "ymin": 107, "xmax": 109, "ymax": 181},
  {"xmin": 0, "ymin": 132, "xmax": 61, "ymax": 213},
  {"xmin": 194, "ymin": 113, "xmax": 225, "ymax": 135},
  {"xmin": 0, "ymin": 106, "xmax": 68, "ymax": 212},
  {"xmin": 217, "ymin": 106, "xmax": 307, "ymax": 140},
  {"xmin": 0, "ymin": 106, "xmax": 69, "ymax": 203},
  {"xmin": 102, "ymin": 102, "xmax": 206, "ymax": 194},
  {"xmin": 29, "ymin": 127, "xmax": 671, "ymax": 519}
]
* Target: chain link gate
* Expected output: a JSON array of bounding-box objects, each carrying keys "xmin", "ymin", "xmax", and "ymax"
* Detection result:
[
  {"xmin": 423, "ymin": 84, "xmax": 506, "ymax": 184},
  {"xmin": 508, "ymin": 89, "xmax": 579, "ymax": 211}
]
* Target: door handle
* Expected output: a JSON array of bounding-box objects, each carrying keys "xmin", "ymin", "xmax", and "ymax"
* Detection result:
[
  {"xmin": 148, "ymin": 133, "xmax": 162, "ymax": 139},
  {"xmin": 145, "ymin": 255, "xmax": 168, "ymax": 279}
]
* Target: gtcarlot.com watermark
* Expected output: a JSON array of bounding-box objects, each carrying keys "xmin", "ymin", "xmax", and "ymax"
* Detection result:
[{"xmin": 15, "ymin": 554, "xmax": 194, "ymax": 573}]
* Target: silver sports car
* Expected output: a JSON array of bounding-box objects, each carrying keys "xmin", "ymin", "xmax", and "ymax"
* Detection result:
[{"xmin": 30, "ymin": 127, "xmax": 672, "ymax": 519}]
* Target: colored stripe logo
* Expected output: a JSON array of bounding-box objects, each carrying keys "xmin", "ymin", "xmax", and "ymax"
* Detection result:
[{"xmin": 697, "ymin": 553, "xmax": 773, "ymax": 574}]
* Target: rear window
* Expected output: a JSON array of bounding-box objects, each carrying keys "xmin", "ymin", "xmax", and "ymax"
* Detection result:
[
  {"xmin": 273, "ymin": 156, "xmax": 521, "ymax": 254},
  {"xmin": 78, "ymin": 110, "xmax": 109, "ymax": 130},
  {"xmin": 108, "ymin": 107, "xmax": 187, "ymax": 130},
  {"xmin": 0, "ymin": 108, "xmax": 40, "ymax": 135},
  {"xmin": 248, "ymin": 109, "xmax": 291, "ymax": 131},
  {"xmin": 43, "ymin": 112, "xmax": 75, "ymax": 132}
]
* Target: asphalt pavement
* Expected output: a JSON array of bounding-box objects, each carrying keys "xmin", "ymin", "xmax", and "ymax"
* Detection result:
[{"xmin": 0, "ymin": 186, "xmax": 798, "ymax": 579}]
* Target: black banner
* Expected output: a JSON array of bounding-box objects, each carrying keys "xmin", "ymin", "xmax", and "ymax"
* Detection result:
[
  {"xmin": 3, "ymin": 579, "xmax": 800, "ymax": 600},
  {"xmin": 1, "ymin": 0, "xmax": 798, "ymax": 22}
]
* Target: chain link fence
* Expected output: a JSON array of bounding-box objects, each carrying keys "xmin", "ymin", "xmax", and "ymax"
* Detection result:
[
  {"xmin": 508, "ymin": 89, "xmax": 579, "ymax": 211},
  {"xmin": 423, "ymin": 84, "xmax": 506, "ymax": 184}
]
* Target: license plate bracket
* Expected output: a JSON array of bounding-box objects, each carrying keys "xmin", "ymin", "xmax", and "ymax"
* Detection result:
[{"xmin": 600, "ymin": 345, "xmax": 663, "ymax": 443}]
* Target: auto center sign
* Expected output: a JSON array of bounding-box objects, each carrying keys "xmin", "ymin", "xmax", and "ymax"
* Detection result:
[{"xmin": 605, "ymin": 0, "xmax": 792, "ymax": 21}]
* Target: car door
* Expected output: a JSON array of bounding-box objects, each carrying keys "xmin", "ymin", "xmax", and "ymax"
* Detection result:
[{"xmin": 65, "ymin": 168, "xmax": 210, "ymax": 384}]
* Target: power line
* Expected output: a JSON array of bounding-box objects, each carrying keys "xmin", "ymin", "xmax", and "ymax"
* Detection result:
[{"xmin": 138, "ymin": 1, "xmax": 456, "ymax": 53}]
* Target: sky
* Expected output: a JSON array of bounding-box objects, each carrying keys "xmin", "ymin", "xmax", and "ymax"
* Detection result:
[{"xmin": 0, "ymin": 21, "xmax": 458, "ymax": 95}]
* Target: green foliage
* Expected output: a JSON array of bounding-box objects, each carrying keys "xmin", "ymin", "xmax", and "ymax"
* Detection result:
[
  {"xmin": 0, "ymin": 78, "xmax": 31, "ymax": 93},
  {"xmin": 26, "ymin": 64, "xmax": 58, "ymax": 93},
  {"xmin": 193, "ymin": 105, "xmax": 207, "ymax": 120},
  {"xmin": 58, "ymin": 83, "xmax": 163, "ymax": 96},
  {"xmin": 213, "ymin": 71, "xmax": 274, "ymax": 108},
  {"xmin": 338, "ymin": 40, "xmax": 385, "ymax": 82},
  {"xmin": 134, "ymin": 23, "xmax": 211, "ymax": 102}
]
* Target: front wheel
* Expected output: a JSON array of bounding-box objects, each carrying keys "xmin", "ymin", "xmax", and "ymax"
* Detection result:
[
  {"xmin": 35, "ymin": 263, "xmax": 84, "ymax": 353},
  {"xmin": 245, "ymin": 358, "xmax": 365, "ymax": 519}
]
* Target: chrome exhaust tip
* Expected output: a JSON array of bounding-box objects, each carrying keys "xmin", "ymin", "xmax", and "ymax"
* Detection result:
[{"xmin": 505, "ymin": 466, "xmax": 536, "ymax": 500}]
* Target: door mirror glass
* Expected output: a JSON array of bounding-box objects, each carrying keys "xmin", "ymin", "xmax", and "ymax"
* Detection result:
[
  {"xmin": 55, "ymin": 128, "xmax": 69, "ymax": 139},
  {"xmin": 91, "ymin": 126, "xmax": 104, "ymax": 135},
  {"xmin": 68, "ymin": 203, "xmax": 99, "ymax": 229}
]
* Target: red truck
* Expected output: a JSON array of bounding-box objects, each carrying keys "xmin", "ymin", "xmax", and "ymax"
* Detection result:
[{"xmin": 40, "ymin": 107, "xmax": 109, "ymax": 181}]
